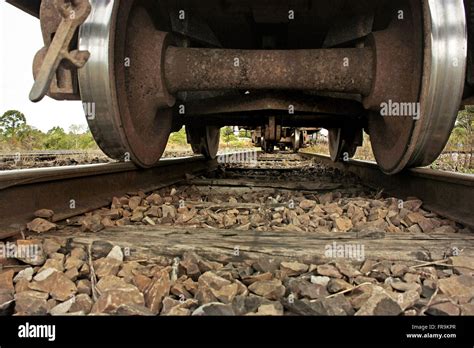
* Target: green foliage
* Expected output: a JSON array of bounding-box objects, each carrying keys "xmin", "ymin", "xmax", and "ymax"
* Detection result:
[
  {"xmin": 218, "ymin": 127, "xmax": 253, "ymax": 148},
  {"xmin": 42, "ymin": 126, "xmax": 97, "ymax": 150},
  {"xmin": 169, "ymin": 127, "xmax": 188, "ymax": 145},
  {"xmin": 239, "ymin": 129, "xmax": 251, "ymax": 138},
  {"xmin": 221, "ymin": 126, "xmax": 237, "ymax": 143},
  {"xmin": 43, "ymin": 127, "xmax": 70, "ymax": 149},
  {"xmin": 432, "ymin": 107, "xmax": 474, "ymax": 172},
  {"xmin": 18, "ymin": 126, "xmax": 46, "ymax": 150},
  {"xmin": 76, "ymin": 131, "xmax": 97, "ymax": 149},
  {"xmin": 451, "ymin": 107, "xmax": 473, "ymax": 148},
  {"xmin": 0, "ymin": 110, "xmax": 98, "ymax": 151},
  {"xmin": 0, "ymin": 110, "xmax": 26, "ymax": 136},
  {"xmin": 0, "ymin": 110, "xmax": 29, "ymax": 148}
]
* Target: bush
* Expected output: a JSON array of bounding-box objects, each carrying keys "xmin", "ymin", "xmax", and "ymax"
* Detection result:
[{"xmin": 168, "ymin": 127, "xmax": 188, "ymax": 146}]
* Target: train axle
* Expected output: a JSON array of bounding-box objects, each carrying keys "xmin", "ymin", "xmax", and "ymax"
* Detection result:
[{"xmin": 164, "ymin": 47, "xmax": 374, "ymax": 95}]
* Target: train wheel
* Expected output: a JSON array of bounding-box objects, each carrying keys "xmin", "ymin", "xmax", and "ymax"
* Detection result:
[
  {"xmin": 292, "ymin": 129, "xmax": 302, "ymax": 153},
  {"xmin": 261, "ymin": 138, "xmax": 274, "ymax": 153},
  {"xmin": 186, "ymin": 126, "xmax": 220, "ymax": 159},
  {"xmin": 328, "ymin": 128, "xmax": 357, "ymax": 162},
  {"xmin": 365, "ymin": 0, "xmax": 467, "ymax": 174},
  {"xmin": 78, "ymin": 1, "xmax": 174, "ymax": 167}
]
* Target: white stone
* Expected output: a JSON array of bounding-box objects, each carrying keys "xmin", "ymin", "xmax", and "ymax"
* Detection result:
[
  {"xmin": 310, "ymin": 275, "xmax": 330, "ymax": 287},
  {"xmin": 33, "ymin": 268, "xmax": 56, "ymax": 281},
  {"xmin": 106, "ymin": 246, "xmax": 124, "ymax": 262},
  {"xmin": 13, "ymin": 267, "xmax": 34, "ymax": 283},
  {"xmin": 50, "ymin": 296, "xmax": 76, "ymax": 315}
]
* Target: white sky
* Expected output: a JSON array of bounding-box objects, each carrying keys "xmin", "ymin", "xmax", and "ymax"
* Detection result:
[{"xmin": 0, "ymin": 0, "xmax": 87, "ymax": 132}]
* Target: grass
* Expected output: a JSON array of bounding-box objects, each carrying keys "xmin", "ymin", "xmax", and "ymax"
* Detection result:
[{"xmin": 305, "ymin": 134, "xmax": 473, "ymax": 174}]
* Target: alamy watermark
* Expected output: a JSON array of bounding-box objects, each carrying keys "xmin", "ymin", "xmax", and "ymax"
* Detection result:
[
  {"xmin": 18, "ymin": 323, "xmax": 55, "ymax": 342},
  {"xmin": 217, "ymin": 149, "xmax": 258, "ymax": 165},
  {"xmin": 0, "ymin": 242, "xmax": 42, "ymax": 261},
  {"xmin": 325, "ymin": 241, "xmax": 365, "ymax": 261},
  {"xmin": 380, "ymin": 99, "xmax": 420, "ymax": 120}
]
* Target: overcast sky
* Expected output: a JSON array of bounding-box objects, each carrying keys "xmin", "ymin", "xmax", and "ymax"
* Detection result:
[{"xmin": 0, "ymin": 1, "xmax": 86, "ymax": 132}]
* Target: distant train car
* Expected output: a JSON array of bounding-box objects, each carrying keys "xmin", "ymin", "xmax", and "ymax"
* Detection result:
[
  {"xmin": 6, "ymin": 0, "xmax": 472, "ymax": 173},
  {"xmin": 251, "ymin": 127, "xmax": 320, "ymax": 153}
]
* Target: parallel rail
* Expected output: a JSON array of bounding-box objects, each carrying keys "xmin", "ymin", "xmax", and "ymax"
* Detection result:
[
  {"xmin": 301, "ymin": 153, "xmax": 474, "ymax": 229},
  {"xmin": 0, "ymin": 156, "xmax": 217, "ymax": 239},
  {"xmin": 1, "ymin": 151, "xmax": 472, "ymax": 240},
  {"xmin": 0, "ymin": 150, "xmax": 100, "ymax": 162}
]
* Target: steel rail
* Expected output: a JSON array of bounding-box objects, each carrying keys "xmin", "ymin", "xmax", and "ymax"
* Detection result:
[
  {"xmin": 0, "ymin": 156, "xmax": 217, "ymax": 239},
  {"xmin": 301, "ymin": 153, "xmax": 474, "ymax": 229},
  {"xmin": 0, "ymin": 150, "xmax": 97, "ymax": 162}
]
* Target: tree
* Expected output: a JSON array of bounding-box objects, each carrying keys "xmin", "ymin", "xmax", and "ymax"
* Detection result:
[
  {"xmin": 0, "ymin": 110, "xmax": 27, "ymax": 140},
  {"xmin": 221, "ymin": 126, "xmax": 237, "ymax": 143},
  {"xmin": 77, "ymin": 130, "xmax": 97, "ymax": 149},
  {"xmin": 69, "ymin": 124, "xmax": 86, "ymax": 135},
  {"xmin": 17, "ymin": 125, "xmax": 45, "ymax": 150},
  {"xmin": 239, "ymin": 129, "xmax": 251, "ymax": 138},
  {"xmin": 44, "ymin": 127, "xmax": 72, "ymax": 149}
]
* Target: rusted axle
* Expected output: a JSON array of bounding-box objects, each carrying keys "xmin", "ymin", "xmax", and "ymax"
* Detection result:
[{"xmin": 164, "ymin": 47, "xmax": 374, "ymax": 95}]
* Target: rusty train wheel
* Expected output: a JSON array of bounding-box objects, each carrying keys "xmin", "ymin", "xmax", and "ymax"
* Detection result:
[
  {"xmin": 292, "ymin": 129, "xmax": 302, "ymax": 153},
  {"xmin": 78, "ymin": 0, "xmax": 174, "ymax": 167},
  {"xmin": 186, "ymin": 126, "xmax": 220, "ymax": 159},
  {"xmin": 328, "ymin": 128, "xmax": 357, "ymax": 162},
  {"xmin": 366, "ymin": 0, "xmax": 467, "ymax": 174}
]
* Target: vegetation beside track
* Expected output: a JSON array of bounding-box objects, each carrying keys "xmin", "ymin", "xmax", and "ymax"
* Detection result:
[
  {"xmin": 305, "ymin": 109, "xmax": 474, "ymax": 174},
  {"xmin": 0, "ymin": 110, "xmax": 97, "ymax": 152}
]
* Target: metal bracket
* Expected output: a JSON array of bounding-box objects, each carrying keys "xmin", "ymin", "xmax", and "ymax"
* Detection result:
[{"xmin": 30, "ymin": 0, "xmax": 91, "ymax": 102}]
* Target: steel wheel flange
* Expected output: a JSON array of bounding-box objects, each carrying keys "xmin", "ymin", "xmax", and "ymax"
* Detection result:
[
  {"xmin": 78, "ymin": 0, "xmax": 174, "ymax": 167},
  {"xmin": 328, "ymin": 128, "xmax": 358, "ymax": 162},
  {"xmin": 186, "ymin": 125, "xmax": 220, "ymax": 159},
  {"xmin": 292, "ymin": 129, "xmax": 301, "ymax": 153},
  {"xmin": 367, "ymin": 0, "xmax": 467, "ymax": 174}
]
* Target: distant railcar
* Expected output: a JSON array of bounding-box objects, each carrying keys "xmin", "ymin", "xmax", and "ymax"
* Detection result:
[{"xmin": 251, "ymin": 127, "xmax": 319, "ymax": 153}]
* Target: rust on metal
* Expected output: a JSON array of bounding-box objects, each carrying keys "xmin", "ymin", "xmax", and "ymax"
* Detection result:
[
  {"xmin": 32, "ymin": 0, "xmax": 82, "ymax": 100},
  {"xmin": 328, "ymin": 127, "xmax": 362, "ymax": 161},
  {"xmin": 112, "ymin": 5, "xmax": 175, "ymax": 167},
  {"xmin": 164, "ymin": 47, "xmax": 374, "ymax": 95},
  {"xmin": 365, "ymin": 0, "xmax": 423, "ymax": 173},
  {"xmin": 30, "ymin": 0, "xmax": 91, "ymax": 102},
  {"xmin": 186, "ymin": 126, "xmax": 221, "ymax": 159},
  {"xmin": 182, "ymin": 92, "xmax": 365, "ymax": 116},
  {"xmin": 0, "ymin": 157, "xmax": 217, "ymax": 240}
]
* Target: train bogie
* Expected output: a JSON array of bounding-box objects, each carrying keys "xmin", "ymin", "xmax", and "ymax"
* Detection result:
[{"xmin": 6, "ymin": 0, "xmax": 473, "ymax": 173}]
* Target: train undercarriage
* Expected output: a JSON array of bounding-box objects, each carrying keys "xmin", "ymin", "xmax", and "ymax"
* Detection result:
[
  {"xmin": 251, "ymin": 126, "xmax": 320, "ymax": 153},
  {"xmin": 6, "ymin": 0, "xmax": 474, "ymax": 173}
]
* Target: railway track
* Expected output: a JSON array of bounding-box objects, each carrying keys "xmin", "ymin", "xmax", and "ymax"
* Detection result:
[
  {"xmin": 0, "ymin": 150, "xmax": 112, "ymax": 172},
  {"xmin": 0, "ymin": 156, "xmax": 217, "ymax": 239},
  {"xmin": 300, "ymin": 153, "xmax": 474, "ymax": 229},
  {"xmin": 0, "ymin": 150, "xmax": 91, "ymax": 162},
  {"xmin": 2, "ymin": 151, "xmax": 472, "ymax": 242},
  {"xmin": 0, "ymin": 151, "xmax": 473, "ymax": 316}
]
